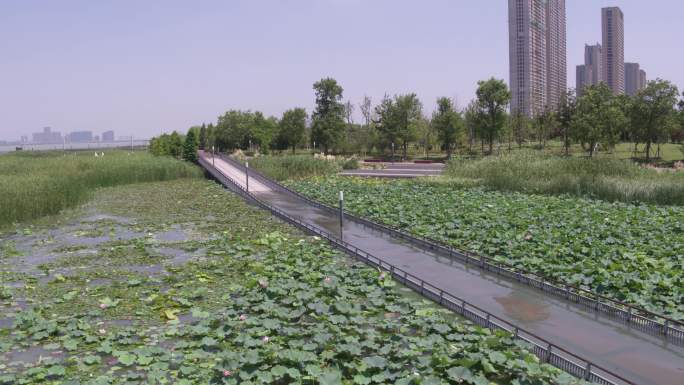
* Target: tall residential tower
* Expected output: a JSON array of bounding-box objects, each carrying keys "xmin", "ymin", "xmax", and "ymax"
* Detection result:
[
  {"xmin": 576, "ymin": 43, "xmax": 603, "ymax": 96},
  {"xmin": 625, "ymin": 63, "xmax": 647, "ymax": 96},
  {"xmin": 508, "ymin": 0, "xmax": 567, "ymax": 116},
  {"xmin": 602, "ymin": 7, "xmax": 625, "ymax": 94}
]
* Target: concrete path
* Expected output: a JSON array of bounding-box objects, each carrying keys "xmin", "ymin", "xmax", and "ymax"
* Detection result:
[{"xmin": 341, "ymin": 162, "xmax": 445, "ymax": 178}]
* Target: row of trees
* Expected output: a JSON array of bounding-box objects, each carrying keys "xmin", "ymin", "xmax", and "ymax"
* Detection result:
[{"xmin": 156, "ymin": 77, "xmax": 684, "ymax": 161}]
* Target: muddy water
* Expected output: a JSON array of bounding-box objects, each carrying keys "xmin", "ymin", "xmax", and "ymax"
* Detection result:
[{"xmin": 250, "ymin": 190, "xmax": 684, "ymax": 385}]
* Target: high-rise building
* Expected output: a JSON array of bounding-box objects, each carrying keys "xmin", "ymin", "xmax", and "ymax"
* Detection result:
[
  {"xmin": 67, "ymin": 131, "xmax": 93, "ymax": 143},
  {"xmin": 545, "ymin": 0, "xmax": 567, "ymax": 110},
  {"xmin": 639, "ymin": 69, "xmax": 647, "ymax": 90},
  {"xmin": 602, "ymin": 7, "xmax": 625, "ymax": 94},
  {"xmin": 102, "ymin": 130, "xmax": 115, "ymax": 142},
  {"xmin": 32, "ymin": 127, "xmax": 62, "ymax": 144},
  {"xmin": 576, "ymin": 65, "xmax": 587, "ymax": 96},
  {"xmin": 576, "ymin": 43, "xmax": 603, "ymax": 96},
  {"xmin": 625, "ymin": 63, "xmax": 647, "ymax": 96},
  {"xmin": 508, "ymin": 0, "xmax": 567, "ymax": 116}
]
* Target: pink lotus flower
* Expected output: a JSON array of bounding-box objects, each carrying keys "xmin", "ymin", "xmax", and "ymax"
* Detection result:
[
  {"xmin": 223, "ymin": 370, "xmax": 233, "ymax": 377},
  {"xmin": 379, "ymin": 272, "xmax": 386, "ymax": 280},
  {"xmin": 524, "ymin": 233, "xmax": 533, "ymax": 241},
  {"xmin": 262, "ymin": 336, "xmax": 270, "ymax": 343},
  {"xmin": 324, "ymin": 277, "xmax": 332, "ymax": 284},
  {"xmin": 258, "ymin": 279, "xmax": 268, "ymax": 288},
  {"xmin": 239, "ymin": 314, "xmax": 247, "ymax": 321},
  {"xmin": 99, "ymin": 303, "xmax": 108, "ymax": 309}
]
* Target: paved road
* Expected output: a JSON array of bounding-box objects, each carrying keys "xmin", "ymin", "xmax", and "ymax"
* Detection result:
[
  {"xmin": 202, "ymin": 153, "xmax": 684, "ymax": 385},
  {"xmin": 341, "ymin": 162, "xmax": 445, "ymax": 178}
]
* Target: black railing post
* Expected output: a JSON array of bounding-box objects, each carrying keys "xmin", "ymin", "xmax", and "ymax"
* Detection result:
[
  {"xmin": 245, "ymin": 161, "xmax": 249, "ymax": 192},
  {"xmin": 339, "ymin": 191, "xmax": 344, "ymax": 239}
]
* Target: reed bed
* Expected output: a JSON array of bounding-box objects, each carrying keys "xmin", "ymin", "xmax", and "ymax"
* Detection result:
[
  {"xmin": 445, "ymin": 151, "xmax": 684, "ymax": 205},
  {"xmin": 0, "ymin": 150, "xmax": 201, "ymax": 226},
  {"xmin": 245, "ymin": 155, "xmax": 351, "ymax": 181}
]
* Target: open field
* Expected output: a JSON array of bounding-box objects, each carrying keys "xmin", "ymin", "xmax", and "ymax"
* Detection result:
[
  {"xmin": 0, "ymin": 151, "xmax": 201, "ymax": 227},
  {"xmin": 286, "ymin": 176, "xmax": 684, "ymax": 321},
  {"xmin": 0, "ymin": 178, "xmax": 576, "ymax": 384},
  {"xmin": 445, "ymin": 152, "xmax": 684, "ymax": 205}
]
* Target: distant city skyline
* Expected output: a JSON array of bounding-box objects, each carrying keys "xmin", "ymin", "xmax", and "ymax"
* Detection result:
[{"xmin": 1, "ymin": 1, "xmax": 683, "ymax": 140}]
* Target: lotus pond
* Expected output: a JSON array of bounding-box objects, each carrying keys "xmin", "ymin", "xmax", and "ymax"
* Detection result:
[
  {"xmin": 0, "ymin": 178, "xmax": 580, "ymax": 384},
  {"xmin": 284, "ymin": 177, "xmax": 684, "ymax": 321}
]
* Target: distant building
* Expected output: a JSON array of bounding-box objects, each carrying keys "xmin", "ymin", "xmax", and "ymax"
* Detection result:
[
  {"xmin": 102, "ymin": 130, "xmax": 115, "ymax": 142},
  {"xmin": 602, "ymin": 7, "xmax": 625, "ymax": 94},
  {"xmin": 625, "ymin": 63, "xmax": 647, "ymax": 96},
  {"xmin": 32, "ymin": 127, "xmax": 62, "ymax": 144},
  {"xmin": 508, "ymin": 0, "xmax": 567, "ymax": 116},
  {"xmin": 576, "ymin": 65, "xmax": 587, "ymax": 96},
  {"xmin": 639, "ymin": 69, "xmax": 647, "ymax": 90},
  {"xmin": 576, "ymin": 43, "xmax": 603, "ymax": 96},
  {"xmin": 68, "ymin": 131, "xmax": 93, "ymax": 143}
]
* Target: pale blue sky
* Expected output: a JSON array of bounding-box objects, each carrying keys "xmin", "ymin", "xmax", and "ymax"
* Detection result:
[{"xmin": 1, "ymin": 0, "xmax": 682, "ymax": 140}]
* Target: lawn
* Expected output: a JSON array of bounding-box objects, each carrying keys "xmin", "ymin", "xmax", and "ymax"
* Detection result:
[{"xmin": 0, "ymin": 178, "xmax": 576, "ymax": 384}]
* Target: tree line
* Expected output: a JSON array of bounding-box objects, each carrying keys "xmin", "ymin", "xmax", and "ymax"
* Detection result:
[{"xmin": 152, "ymin": 77, "xmax": 684, "ymax": 161}]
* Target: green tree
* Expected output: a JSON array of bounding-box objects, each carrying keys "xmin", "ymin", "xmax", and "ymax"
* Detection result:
[
  {"xmin": 432, "ymin": 97, "xmax": 464, "ymax": 159},
  {"xmin": 278, "ymin": 108, "xmax": 307, "ymax": 154},
  {"xmin": 463, "ymin": 101, "xmax": 481, "ymax": 153},
  {"xmin": 629, "ymin": 79, "xmax": 680, "ymax": 160},
  {"xmin": 572, "ymin": 83, "xmax": 626, "ymax": 157},
  {"xmin": 394, "ymin": 94, "xmax": 423, "ymax": 159},
  {"xmin": 533, "ymin": 108, "xmax": 557, "ymax": 150},
  {"xmin": 508, "ymin": 110, "xmax": 529, "ymax": 150},
  {"xmin": 199, "ymin": 123, "xmax": 207, "ymax": 150},
  {"xmin": 374, "ymin": 94, "xmax": 422, "ymax": 159},
  {"xmin": 474, "ymin": 78, "xmax": 511, "ymax": 154},
  {"xmin": 557, "ymin": 90, "xmax": 577, "ymax": 155},
  {"xmin": 311, "ymin": 78, "xmax": 345, "ymax": 154},
  {"xmin": 182, "ymin": 129, "xmax": 198, "ymax": 162}
]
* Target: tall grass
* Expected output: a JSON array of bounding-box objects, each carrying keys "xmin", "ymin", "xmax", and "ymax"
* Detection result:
[
  {"xmin": 0, "ymin": 151, "xmax": 201, "ymax": 226},
  {"xmin": 246, "ymin": 155, "xmax": 350, "ymax": 181},
  {"xmin": 445, "ymin": 151, "xmax": 684, "ymax": 205}
]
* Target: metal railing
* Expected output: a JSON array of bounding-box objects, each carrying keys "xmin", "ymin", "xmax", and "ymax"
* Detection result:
[
  {"xmin": 199, "ymin": 155, "xmax": 632, "ymax": 385},
  {"xmin": 218, "ymin": 154, "xmax": 684, "ymax": 346}
]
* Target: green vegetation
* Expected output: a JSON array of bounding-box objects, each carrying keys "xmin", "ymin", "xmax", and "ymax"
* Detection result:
[
  {"xmin": 166, "ymin": 77, "xmax": 684, "ymax": 168},
  {"xmin": 286, "ymin": 176, "xmax": 684, "ymax": 321},
  {"xmin": 247, "ymin": 155, "xmax": 353, "ymax": 181},
  {"xmin": 445, "ymin": 151, "xmax": 684, "ymax": 205},
  {"xmin": 0, "ymin": 179, "xmax": 577, "ymax": 384},
  {"xmin": 0, "ymin": 151, "xmax": 200, "ymax": 227}
]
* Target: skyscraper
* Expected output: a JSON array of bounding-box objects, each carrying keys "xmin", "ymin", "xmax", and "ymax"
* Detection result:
[
  {"xmin": 576, "ymin": 43, "xmax": 603, "ymax": 96},
  {"xmin": 602, "ymin": 7, "xmax": 625, "ymax": 94},
  {"xmin": 509, "ymin": 0, "xmax": 567, "ymax": 116},
  {"xmin": 625, "ymin": 63, "xmax": 647, "ymax": 96},
  {"xmin": 545, "ymin": 0, "xmax": 567, "ymax": 110}
]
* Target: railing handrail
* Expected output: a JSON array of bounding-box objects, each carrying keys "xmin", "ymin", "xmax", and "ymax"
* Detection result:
[
  {"xmin": 198, "ymin": 154, "xmax": 633, "ymax": 385},
  {"xmin": 218, "ymin": 153, "xmax": 683, "ymax": 337}
]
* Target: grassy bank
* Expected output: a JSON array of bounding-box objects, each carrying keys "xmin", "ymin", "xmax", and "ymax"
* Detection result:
[
  {"xmin": 243, "ymin": 154, "xmax": 356, "ymax": 181},
  {"xmin": 445, "ymin": 152, "xmax": 684, "ymax": 205},
  {"xmin": 0, "ymin": 151, "xmax": 201, "ymax": 227},
  {"xmin": 0, "ymin": 178, "xmax": 574, "ymax": 384},
  {"xmin": 286, "ymin": 176, "xmax": 684, "ymax": 321}
]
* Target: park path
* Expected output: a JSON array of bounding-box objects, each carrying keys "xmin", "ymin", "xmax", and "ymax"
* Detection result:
[{"xmin": 199, "ymin": 152, "xmax": 684, "ymax": 385}]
